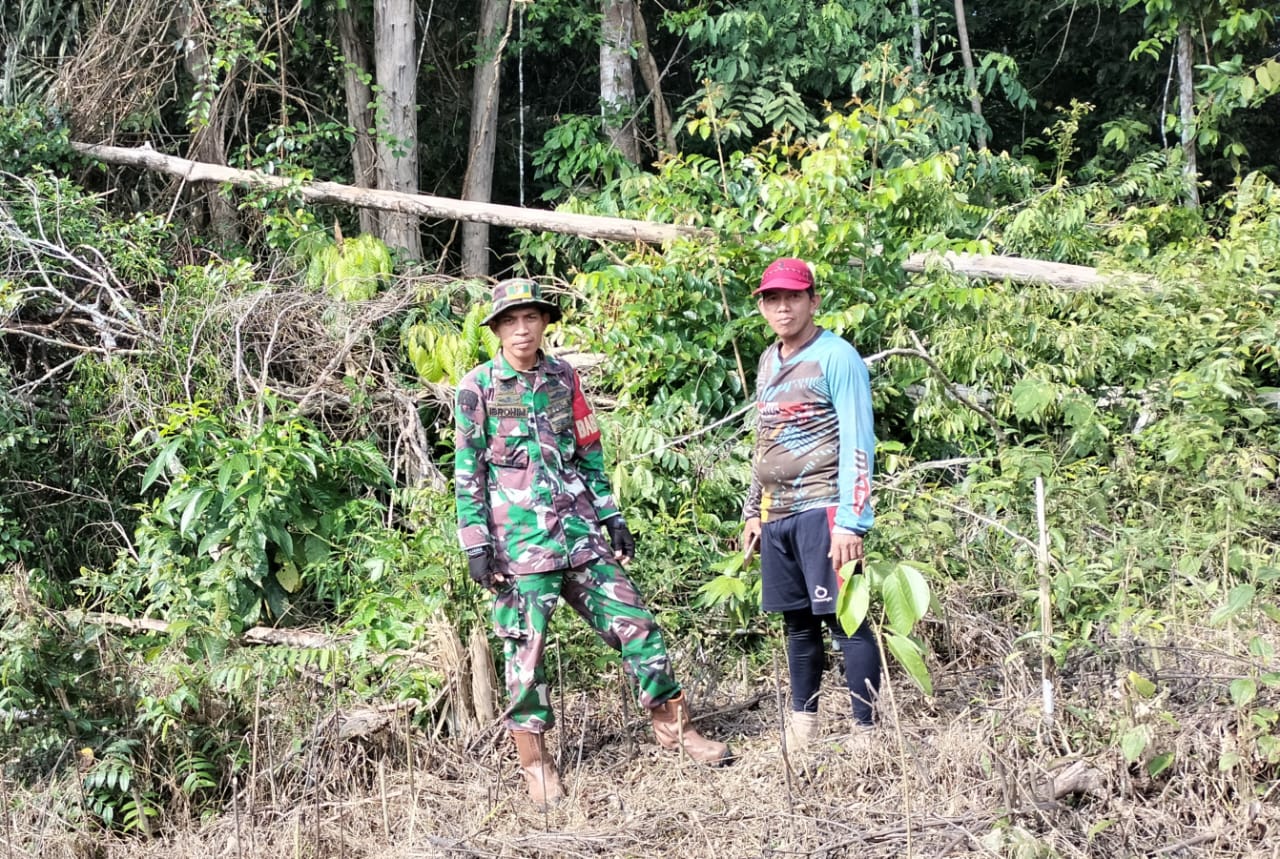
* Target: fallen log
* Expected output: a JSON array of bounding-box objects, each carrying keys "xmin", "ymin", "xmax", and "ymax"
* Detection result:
[
  {"xmin": 70, "ymin": 142, "xmax": 1146, "ymax": 289},
  {"xmin": 70, "ymin": 142, "xmax": 709, "ymax": 245},
  {"xmin": 899, "ymin": 251, "xmax": 1151, "ymax": 289}
]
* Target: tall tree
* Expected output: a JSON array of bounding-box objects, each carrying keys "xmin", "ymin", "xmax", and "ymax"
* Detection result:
[
  {"xmin": 373, "ymin": 0, "xmax": 422, "ymax": 259},
  {"xmin": 336, "ymin": 0, "xmax": 381, "ymax": 237},
  {"xmin": 461, "ymin": 0, "xmax": 511, "ymax": 277},
  {"xmin": 1174, "ymin": 19, "xmax": 1198, "ymax": 208},
  {"xmin": 953, "ymin": 0, "xmax": 987, "ymax": 150},
  {"xmin": 601, "ymin": 0, "xmax": 641, "ymax": 164},
  {"xmin": 176, "ymin": 1, "xmax": 241, "ymax": 246}
]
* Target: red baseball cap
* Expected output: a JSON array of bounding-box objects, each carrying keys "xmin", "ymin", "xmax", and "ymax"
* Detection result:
[{"xmin": 753, "ymin": 257, "xmax": 814, "ymax": 295}]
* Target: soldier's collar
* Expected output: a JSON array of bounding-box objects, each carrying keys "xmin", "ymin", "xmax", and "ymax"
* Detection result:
[{"xmin": 495, "ymin": 349, "xmax": 553, "ymax": 379}]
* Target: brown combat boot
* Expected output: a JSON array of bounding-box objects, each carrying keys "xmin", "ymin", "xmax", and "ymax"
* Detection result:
[
  {"xmin": 511, "ymin": 730, "xmax": 564, "ymax": 810},
  {"xmin": 650, "ymin": 691, "xmax": 731, "ymax": 765}
]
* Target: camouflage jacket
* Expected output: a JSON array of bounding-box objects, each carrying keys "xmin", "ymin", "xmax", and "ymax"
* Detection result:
[{"xmin": 455, "ymin": 350, "xmax": 619, "ymax": 575}]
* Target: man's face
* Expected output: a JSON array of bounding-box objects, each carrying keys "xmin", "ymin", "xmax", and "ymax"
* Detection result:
[
  {"xmin": 492, "ymin": 305, "xmax": 550, "ymax": 367},
  {"xmin": 757, "ymin": 288, "xmax": 818, "ymax": 340}
]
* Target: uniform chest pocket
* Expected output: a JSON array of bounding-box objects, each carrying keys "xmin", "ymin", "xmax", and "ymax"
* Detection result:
[
  {"xmin": 489, "ymin": 416, "xmax": 531, "ymax": 469},
  {"xmin": 547, "ymin": 386, "xmax": 574, "ymax": 435}
]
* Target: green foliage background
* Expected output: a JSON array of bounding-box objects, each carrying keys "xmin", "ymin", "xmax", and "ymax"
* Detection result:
[{"xmin": 2, "ymin": 0, "xmax": 1280, "ymax": 841}]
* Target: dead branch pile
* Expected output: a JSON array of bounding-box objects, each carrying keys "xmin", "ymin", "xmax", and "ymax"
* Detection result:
[
  {"xmin": 1, "ymin": 172, "xmax": 464, "ymax": 483},
  {"xmin": 49, "ymin": 0, "xmax": 179, "ymax": 142},
  {"xmin": 215, "ymin": 278, "xmax": 454, "ymax": 487}
]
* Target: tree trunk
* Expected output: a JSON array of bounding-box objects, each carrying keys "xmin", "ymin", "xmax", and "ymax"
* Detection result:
[
  {"xmin": 373, "ymin": 0, "xmax": 422, "ymax": 259},
  {"xmin": 461, "ymin": 0, "xmax": 510, "ymax": 278},
  {"xmin": 953, "ymin": 0, "xmax": 986, "ymax": 150},
  {"xmin": 337, "ymin": 3, "xmax": 380, "ymax": 237},
  {"xmin": 601, "ymin": 0, "xmax": 641, "ymax": 164},
  {"xmin": 1176, "ymin": 21, "xmax": 1199, "ymax": 209},
  {"xmin": 632, "ymin": 1, "xmax": 675, "ymax": 155},
  {"xmin": 910, "ymin": 0, "xmax": 923, "ymax": 70},
  {"xmin": 177, "ymin": 1, "xmax": 240, "ymax": 247}
]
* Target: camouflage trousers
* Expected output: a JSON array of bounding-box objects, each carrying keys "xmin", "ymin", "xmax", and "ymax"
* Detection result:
[{"xmin": 492, "ymin": 559, "xmax": 680, "ymax": 732}]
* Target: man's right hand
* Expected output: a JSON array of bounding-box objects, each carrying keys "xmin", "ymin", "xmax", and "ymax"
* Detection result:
[
  {"xmin": 466, "ymin": 546, "xmax": 500, "ymax": 590},
  {"xmin": 742, "ymin": 517, "xmax": 762, "ymax": 563}
]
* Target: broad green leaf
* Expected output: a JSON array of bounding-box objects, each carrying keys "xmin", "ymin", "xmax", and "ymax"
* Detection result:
[
  {"xmin": 1147, "ymin": 752, "xmax": 1174, "ymax": 778},
  {"xmin": 882, "ymin": 568, "xmax": 922, "ymax": 636},
  {"xmin": 217, "ymin": 454, "xmax": 249, "ymax": 492},
  {"xmin": 1128, "ymin": 671, "xmax": 1157, "ymax": 698},
  {"xmin": 836, "ymin": 573, "xmax": 870, "ymax": 636},
  {"xmin": 275, "ymin": 558, "xmax": 301, "ymax": 594},
  {"xmin": 141, "ymin": 436, "xmax": 183, "ymax": 491},
  {"xmin": 697, "ymin": 574, "xmax": 747, "ymax": 605},
  {"xmin": 1229, "ymin": 678, "xmax": 1257, "ymax": 709},
  {"xmin": 179, "ymin": 488, "xmax": 210, "ymax": 538},
  {"xmin": 884, "ymin": 632, "xmax": 932, "ymax": 695},
  {"xmin": 1120, "ymin": 725, "xmax": 1150, "ymax": 762},
  {"xmin": 1210, "ymin": 584, "xmax": 1255, "ymax": 626},
  {"xmin": 1218, "ymin": 751, "xmax": 1243, "ymax": 771},
  {"xmin": 898, "ymin": 562, "xmax": 932, "ymax": 620},
  {"xmin": 1010, "ymin": 376, "xmax": 1058, "ymax": 421}
]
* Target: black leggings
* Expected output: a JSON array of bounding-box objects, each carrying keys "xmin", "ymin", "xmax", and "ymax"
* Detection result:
[{"xmin": 783, "ymin": 608, "xmax": 881, "ymax": 726}]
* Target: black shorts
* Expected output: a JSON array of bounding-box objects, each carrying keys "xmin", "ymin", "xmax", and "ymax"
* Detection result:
[{"xmin": 760, "ymin": 507, "xmax": 840, "ymax": 614}]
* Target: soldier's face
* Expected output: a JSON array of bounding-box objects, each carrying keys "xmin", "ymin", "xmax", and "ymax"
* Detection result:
[{"xmin": 493, "ymin": 306, "xmax": 550, "ymax": 370}]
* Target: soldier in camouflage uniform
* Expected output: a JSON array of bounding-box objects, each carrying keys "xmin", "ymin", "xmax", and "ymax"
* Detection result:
[{"xmin": 455, "ymin": 279, "xmax": 730, "ymax": 809}]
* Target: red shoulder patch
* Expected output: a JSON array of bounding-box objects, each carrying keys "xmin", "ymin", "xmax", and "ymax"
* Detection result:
[{"xmin": 571, "ymin": 374, "xmax": 601, "ymax": 446}]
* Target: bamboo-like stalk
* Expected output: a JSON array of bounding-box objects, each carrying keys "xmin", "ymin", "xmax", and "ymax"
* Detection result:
[{"xmin": 1036, "ymin": 476, "xmax": 1055, "ymax": 726}]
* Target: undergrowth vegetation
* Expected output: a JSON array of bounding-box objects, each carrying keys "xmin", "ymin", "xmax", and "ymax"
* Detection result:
[{"xmin": 2, "ymin": 94, "xmax": 1279, "ymax": 853}]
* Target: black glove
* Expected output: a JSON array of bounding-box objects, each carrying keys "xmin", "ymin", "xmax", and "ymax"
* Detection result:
[
  {"xmin": 466, "ymin": 546, "xmax": 497, "ymax": 589},
  {"xmin": 603, "ymin": 516, "xmax": 635, "ymax": 562}
]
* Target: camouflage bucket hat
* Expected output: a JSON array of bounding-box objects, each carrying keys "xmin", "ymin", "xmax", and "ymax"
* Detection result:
[{"xmin": 482, "ymin": 278, "xmax": 562, "ymax": 326}]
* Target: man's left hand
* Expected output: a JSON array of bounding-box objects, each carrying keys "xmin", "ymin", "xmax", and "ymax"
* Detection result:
[
  {"xmin": 604, "ymin": 516, "xmax": 635, "ymax": 564},
  {"xmin": 829, "ymin": 531, "xmax": 864, "ymax": 573}
]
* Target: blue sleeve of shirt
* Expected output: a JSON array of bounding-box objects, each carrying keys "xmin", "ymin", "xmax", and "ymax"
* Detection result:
[{"xmin": 820, "ymin": 337, "xmax": 876, "ymax": 534}]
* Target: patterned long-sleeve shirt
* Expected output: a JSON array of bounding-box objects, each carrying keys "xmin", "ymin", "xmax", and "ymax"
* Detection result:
[
  {"xmin": 455, "ymin": 351, "xmax": 618, "ymax": 575},
  {"xmin": 743, "ymin": 328, "xmax": 876, "ymax": 533}
]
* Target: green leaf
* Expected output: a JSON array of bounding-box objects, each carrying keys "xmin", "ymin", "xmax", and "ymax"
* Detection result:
[
  {"xmin": 1128, "ymin": 671, "xmax": 1157, "ymax": 698},
  {"xmin": 1011, "ymin": 376, "xmax": 1058, "ymax": 421},
  {"xmin": 884, "ymin": 632, "xmax": 932, "ymax": 695},
  {"xmin": 1210, "ymin": 584, "xmax": 1256, "ymax": 625},
  {"xmin": 1120, "ymin": 725, "xmax": 1150, "ymax": 762},
  {"xmin": 141, "ymin": 437, "xmax": 183, "ymax": 491},
  {"xmin": 1229, "ymin": 678, "xmax": 1257, "ymax": 708},
  {"xmin": 217, "ymin": 454, "xmax": 249, "ymax": 492},
  {"xmin": 898, "ymin": 562, "xmax": 932, "ymax": 620},
  {"xmin": 1147, "ymin": 751, "xmax": 1174, "ymax": 777},
  {"xmin": 882, "ymin": 567, "xmax": 922, "ymax": 636},
  {"xmin": 836, "ymin": 573, "xmax": 870, "ymax": 636},
  {"xmin": 179, "ymin": 488, "xmax": 210, "ymax": 538},
  {"xmin": 697, "ymin": 574, "xmax": 747, "ymax": 606},
  {"xmin": 275, "ymin": 558, "xmax": 301, "ymax": 594}
]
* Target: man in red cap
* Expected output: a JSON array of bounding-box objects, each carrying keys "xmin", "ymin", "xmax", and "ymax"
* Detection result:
[{"xmin": 741, "ymin": 257, "xmax": 881, "ymax": 747}]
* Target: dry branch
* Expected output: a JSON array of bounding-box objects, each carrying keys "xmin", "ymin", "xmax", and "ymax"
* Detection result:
[
  {"xmin": 899, "ymin": 250, "xmax": 1152, "ymax": 289},
  {"xmin": 70, "ymin": 142, "xmax": 709, "ymax": 244},
  {"xmin": 68, "ymin": 611, "xmax": 440, "ymax": 670}
]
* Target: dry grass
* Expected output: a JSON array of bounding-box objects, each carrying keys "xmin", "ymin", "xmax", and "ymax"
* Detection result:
[{"xmin": 5, "ymin": 606, "xmax": 1278, "ymax": 859}]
